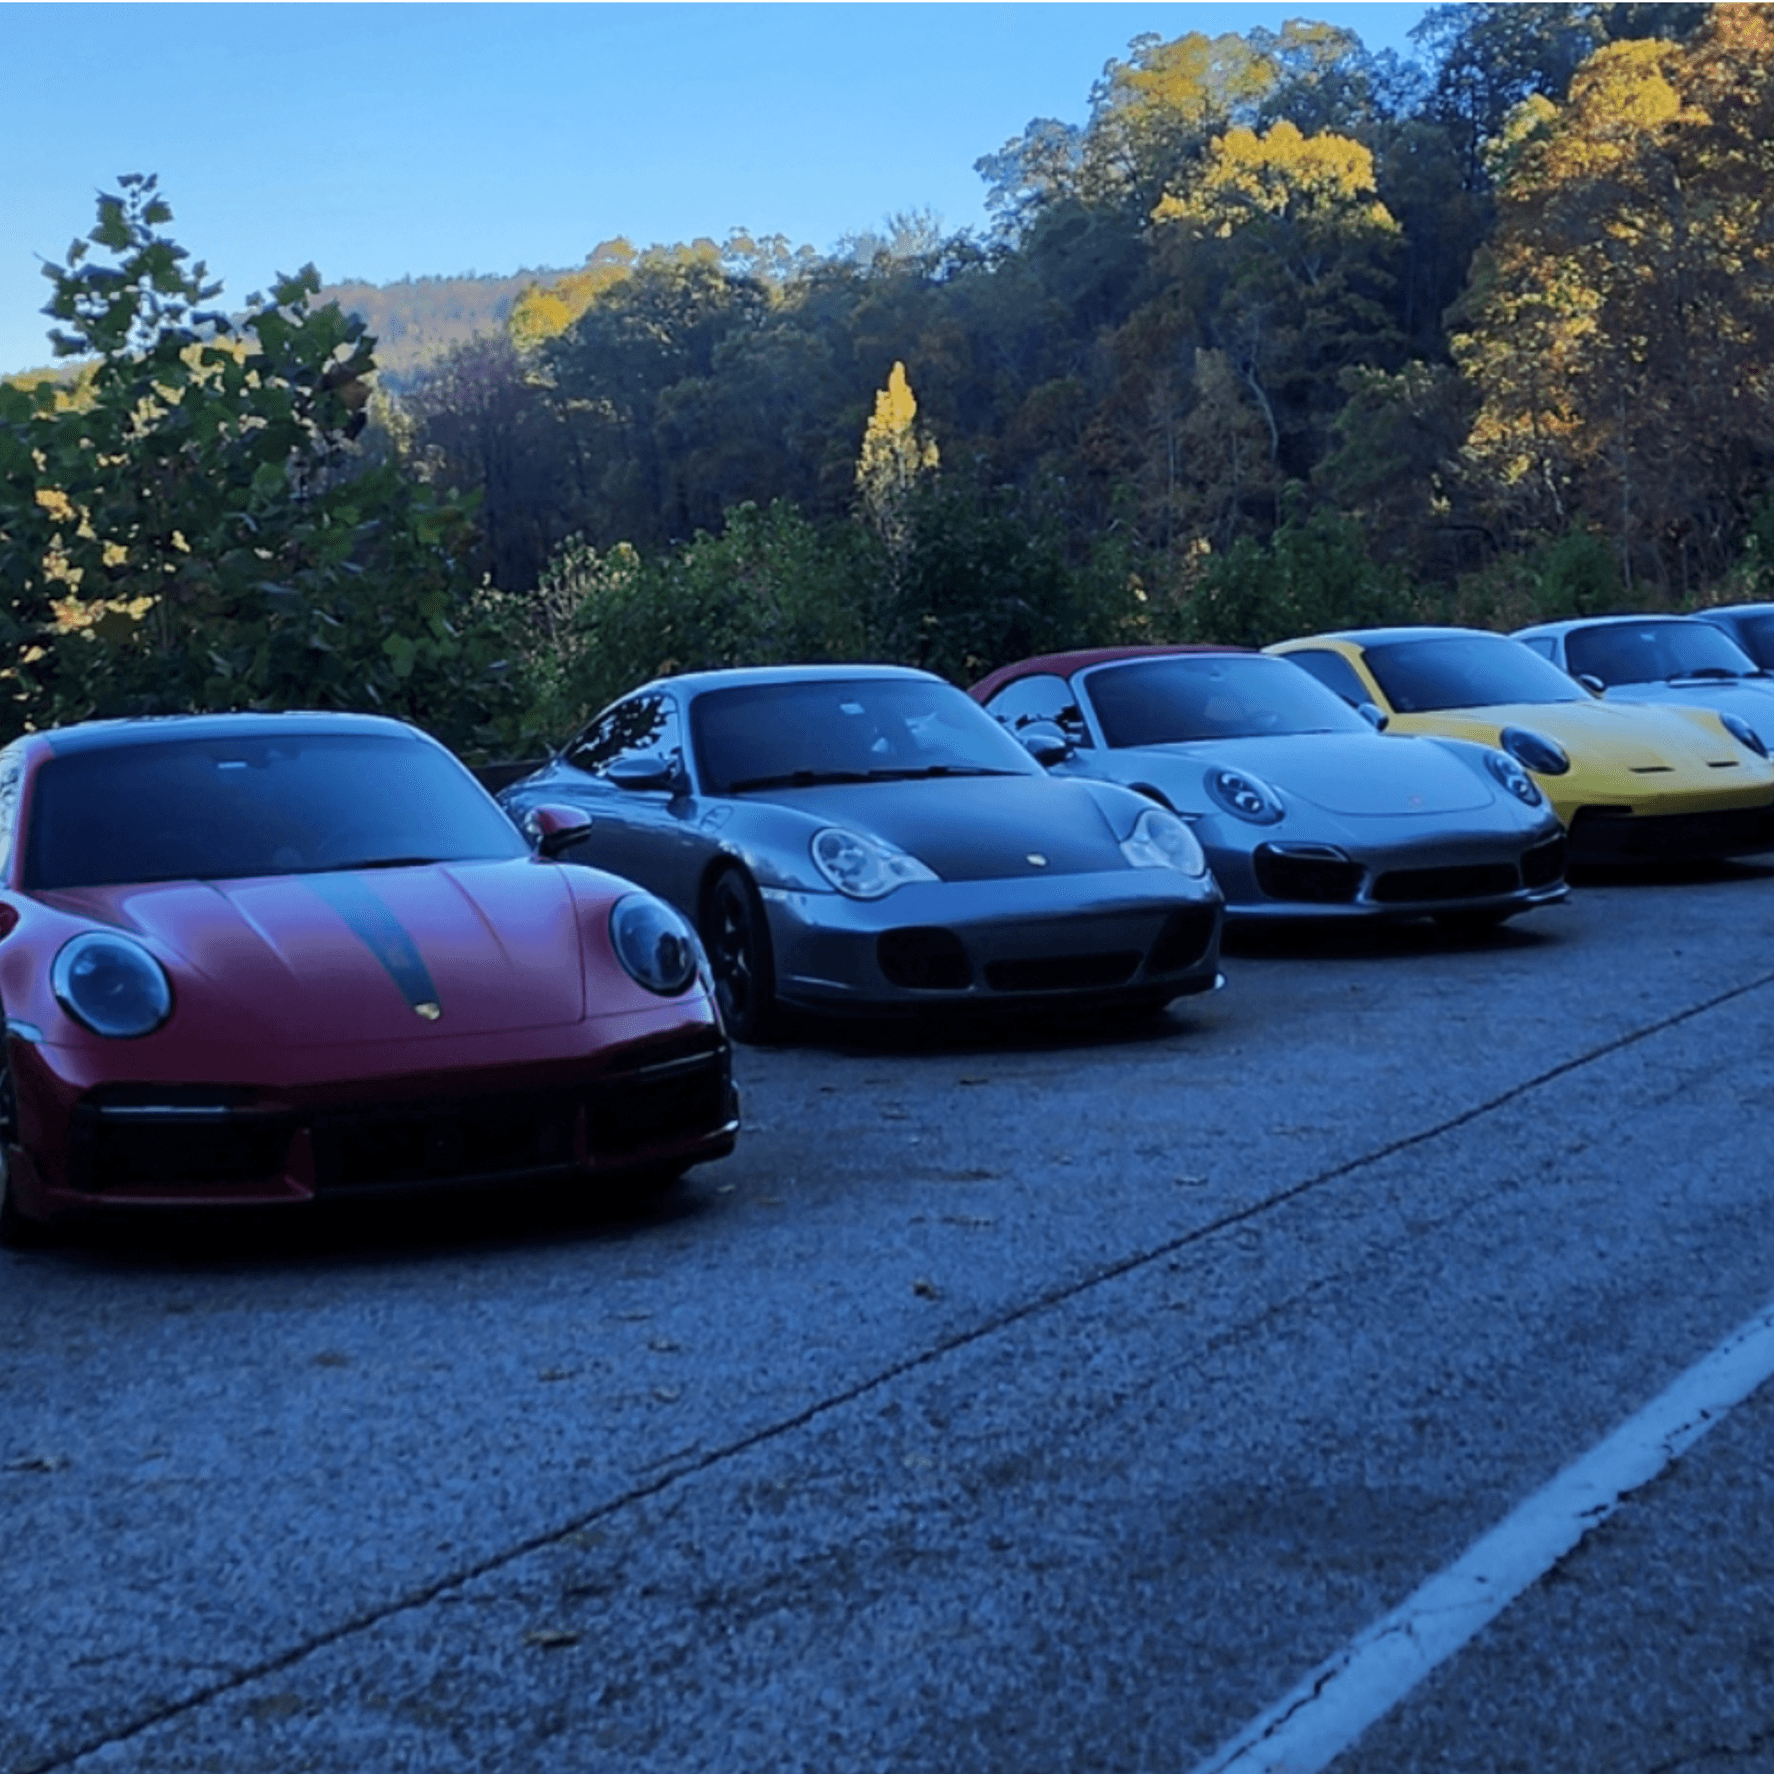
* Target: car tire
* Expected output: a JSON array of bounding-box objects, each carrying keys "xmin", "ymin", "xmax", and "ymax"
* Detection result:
[{"xmin": 702, "ymin": 867, "xmax": 782, "ymax": 1045}]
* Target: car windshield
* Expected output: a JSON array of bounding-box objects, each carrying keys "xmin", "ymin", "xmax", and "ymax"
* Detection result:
[
  {"xmin": 1363, "ymin": 636, "xmax": 1589, "ymax": 713},
  {"xmin": 1565, "ymin": 620, "xmax": 1759, "ymax": 685},
  {"xmin": 24, "ymin": 732, "xmax": 527, "ymax": 889},
  {"xmin": 1718, "ymin": 613, "xmax": 1774, "ymax": 671},
  {"xmin": 1084, "ymin": 655, "xmax": 1371, "ymax": 746},
  {"xmin": 691, "ymin": 678, "xmax": 1039, "ymax": 796}
]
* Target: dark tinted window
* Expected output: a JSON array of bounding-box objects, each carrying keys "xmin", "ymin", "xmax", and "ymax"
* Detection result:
[
  {"xmin": 1363, "ymin": 636, "xmax": 1587, "ymax": 713},
  {"xmin": 983, "ymin": 674, "xmax": 1089, "ymax": 744},
  {"xmin": 1084, "ymin": 655, "xmax": 1369, "ymax": 746},
  {"xmin": 565, "ymin": 693, "xmax": 681, "ymax": 777},
  {"xmin": 1702, "ymin": 613, "xmax": 1774, "ymax": 671},
  {"xmin": 1565, "ymin": 621, "xmax": 1757, "ymax": 685},
  {"xmin": 25, "ymin": 733, "xmax": 526, "ymax": 889},
  {"xmin": 692, "ymin": 678, "xmax": 1038, "ymax": 796},
  {"xmin": 1285, "ymin": 648, "xmax": 1375, "ymax": 709}
]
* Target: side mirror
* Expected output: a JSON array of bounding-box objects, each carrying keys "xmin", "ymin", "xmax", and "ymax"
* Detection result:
[
  {"xmin": 1576, "ymin": 673, "xmax": 1606, "ymax": 696},
  {"xmin": 606, "ymin": 752, "xmax": 685, "ymax": 793},
  {"xmin": 527, "ymin": 803, "xmax": 593, "ymax": 859},
  {"xmin": 1357, "ymin": 701, "xmax": 1390, "ymax": 732},
  {"xmin": 1018, "ymin": 722, "xmax": 1073, "ymax": 765}
]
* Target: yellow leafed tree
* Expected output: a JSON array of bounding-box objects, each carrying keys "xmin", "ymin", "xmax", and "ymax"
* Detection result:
[{"xmin": 856, "ymin": 361, "xmax": 938, "ymax": 564}]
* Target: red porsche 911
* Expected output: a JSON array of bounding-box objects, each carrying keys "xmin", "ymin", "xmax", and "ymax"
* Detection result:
[{"xmin": 0, "ymin": 712, "xmax": 738, "ymax": 1244}]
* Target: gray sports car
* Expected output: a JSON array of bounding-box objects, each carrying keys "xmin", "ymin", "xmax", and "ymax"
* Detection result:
[
  {"xmin": 971, "ymin": 646, "xmax": 1569, "ymax": 925},
  {"xmin": 500, "ymin": 665, "xmax": 1225, "ymax": 1040},
  {"xmin": 1514, "ymin": 614, "xmax": 1774, "ymax": 753}
]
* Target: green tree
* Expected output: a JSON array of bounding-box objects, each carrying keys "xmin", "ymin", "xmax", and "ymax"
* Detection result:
[{"xmin": 0, "ymin": 176, "xmax": 526, "ymax": 752}]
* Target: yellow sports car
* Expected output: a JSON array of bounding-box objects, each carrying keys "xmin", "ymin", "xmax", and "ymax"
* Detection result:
[{"xmin": 1266, "ymin": 627, "xmax": 1774, "ymax": 862}]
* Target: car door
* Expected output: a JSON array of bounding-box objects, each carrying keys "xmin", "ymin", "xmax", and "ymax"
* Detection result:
[{"xmin": 558, "ymin": 691, "xmax": 707, "ymax": 906}]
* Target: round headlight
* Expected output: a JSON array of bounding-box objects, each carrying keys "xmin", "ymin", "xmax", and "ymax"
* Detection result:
[
  {"xmin": 51, "ymin": 934, "xmax": 173, "ymax": 1039},
  {"xmin": 1720, "ymin": 711, "xmax": 1769, "ymax": 758},
  {"xmin": 809, "ymin": 828, "xmax": 937, "ymax": 899},
  {"xmin": 1499, "ymin": 727, "xmax": 1570, "ymax": 776},
  {"xmin": 609, "ymin": 895, "xmax": 701, "ymax": 996},
  {"xmin": 1206, "ymin": 767, "xmax": 1283, "ymax": 825},
  {"xmin": 1483, "ymin": 749, "xmax": 1544, "ymax": 806},
  {"xmin": 1120, "ymin": 806, "xmax": 1210, "ymax": 876}
]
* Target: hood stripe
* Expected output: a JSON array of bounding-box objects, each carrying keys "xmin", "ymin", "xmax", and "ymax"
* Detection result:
[{"xmin": 303, "ymin": 875, "xmax": 440, "ymax": 1014}]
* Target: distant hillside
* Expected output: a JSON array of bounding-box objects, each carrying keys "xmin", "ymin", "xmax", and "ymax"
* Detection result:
[{"xmin": 320, "ymin": 268, "xmax": 572, "ymax": 387}]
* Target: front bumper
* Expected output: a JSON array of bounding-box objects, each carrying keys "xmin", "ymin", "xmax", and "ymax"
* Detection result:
[
  {"xmin": 1566, "ymin": 799, "xmax": 1774, "ymax": 863},
  {"xmin": 5, "ymin": 1005, "xmax": 738, "ymax": 1224},
  {"xmin": 758, "ymin": 870, "xmax": 1224, "ymax": 1012},
  {"xmin": 1206, "ymin": 821, "xmax": 1569, "ymax": 922}
]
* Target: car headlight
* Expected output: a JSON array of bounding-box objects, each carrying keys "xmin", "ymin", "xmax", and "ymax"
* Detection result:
[
  {"xmin": 1720, "ymin": 711, "xmax": 1769, "ymax": 758},
  {"xmin": 51, "ymin": 934, "xmax": 173, "ymax": 1038},
  {"xmin": 1499, "ymin": 727, "xmax": 1570, "ymax": 775},
  {"xmin": 609, "ymin": 894, "xmax": 702, "ymax": 996},
  {"xmin": 1484, "ymin": 749, "xmax": 1544, "ymax": 806},
  {"xmin": 1120, "ymin": 806, "xmax": 1210, "ymax": 875},
  {"xmin": 810, "ymin": 828, "xmax": 937, "ymax": 899},
  {"xmin": 1205, "ymin": 767, "xmax": 1284, "ymax": 824}
]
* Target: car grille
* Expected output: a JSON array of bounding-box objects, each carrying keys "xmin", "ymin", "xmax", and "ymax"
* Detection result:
[
  {"xmin": 984, "ymin": 952, "xmax": 1142, "ymax": 993},
  {"xmin": 1253, "ymin": 844, "xmax": 1364, "ymax": 904},
  {"xmin": 1521, "ymin": 834, "xmax": 1567, "ymax": 889},
  {"xmin": 1371, "ymin": 862, "xmax": 1520, "ymax": 904},
  {"xmin": 71, "ymin": 1088, "xmax": 293, "ymax": 1193},
  {"xmin": 1569, "ymin": 803, "xmax": 1774, "ymax": 859},
  {"xmin": 1148, "ymin": 905, "xmax": 1220, "ymax": 973},
  {"xmin": 69, "ymin": 1033, "xmax": 735, "ymax": 1196},
  {"xmin": 585, "ymin": 1029, "xmax": 733, "ymax": 1160},
  {"xmin": 878, "ymin": 926, "xmax": 973, "ymax": 991},
  {"xmin": 310, "ymin": 1088, "xmax": 581, "ymax": 1191}
]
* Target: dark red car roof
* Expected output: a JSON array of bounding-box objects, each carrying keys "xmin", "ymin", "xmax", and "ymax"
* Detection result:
[{"xmin": 969, "ymin": 644, "xmax": 1253, "ymax": 704}]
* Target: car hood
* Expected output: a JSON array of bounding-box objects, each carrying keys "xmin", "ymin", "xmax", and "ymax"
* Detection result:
[
  {"xmin": 39, "ymin": 860, "xmax": 587, "ymax": 1043},
  {"xmin": 1117, "ymin": 733, "xmax": 1495, "ymax": 818},
  {"xmin": 758, "ymin": 775, "xmax": 1129, "ymax": 880},
  {"xmin": 1393, "ymin": 699, "xmax": 1752, "ymax": 773},
  {"xmin": 1600, "ymin": 680, "xmax": 1774, "ymax": 731}
]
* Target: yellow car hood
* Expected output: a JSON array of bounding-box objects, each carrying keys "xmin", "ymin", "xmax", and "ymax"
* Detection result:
[{"xmin": 1389, "ymin": 698, "xmax": 1774, "ymax": 809}]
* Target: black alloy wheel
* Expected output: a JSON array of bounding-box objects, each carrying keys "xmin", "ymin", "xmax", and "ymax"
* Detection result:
[{"xmin": 702, "ymin": 867, "xmax": 781, "ymax": 1044}]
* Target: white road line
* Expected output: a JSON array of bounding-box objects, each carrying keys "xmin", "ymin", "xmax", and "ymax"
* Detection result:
[{"xmin": 1189, "ymin": 1295, "xmax": 1774, "ymax": 1774}]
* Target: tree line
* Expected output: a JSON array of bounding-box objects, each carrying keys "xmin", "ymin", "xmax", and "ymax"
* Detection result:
[{"xmin": 5, "ymin": 3, "xmax": 1773, "ymax": 758}]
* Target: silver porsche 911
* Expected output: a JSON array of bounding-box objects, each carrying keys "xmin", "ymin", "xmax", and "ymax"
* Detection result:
[
  {"xmin": 970, "ymin": 646, "xmax": 1569, "ymax": 926},
  {"xmin": 500, "ymin": 665, "xmax": 1225, "ymax": 1040}
]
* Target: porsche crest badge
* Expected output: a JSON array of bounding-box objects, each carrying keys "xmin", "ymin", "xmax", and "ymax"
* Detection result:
[{"xmin": 414, "ymin": 1001, "xmax": 443, "ymax": 1021}]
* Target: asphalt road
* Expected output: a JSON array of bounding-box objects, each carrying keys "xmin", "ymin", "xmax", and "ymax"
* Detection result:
[{"xmin": 6, "ymin": 864, "xmax": 1774, "ymax": 1773}]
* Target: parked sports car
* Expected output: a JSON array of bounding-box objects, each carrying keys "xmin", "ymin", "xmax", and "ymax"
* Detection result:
[
  {"xmin": 499, "ymin": 665, "xmax": 1225, "ymax": 1041},
  {"xmin": 1689, "ymin": 602, "xmax": 1774, "ymax": 672},
  {"xmin": 970, "ymin": 646, "xmax": 1568, "ymax": 924},
  {"xmin": 0, "ymin": 712, "xmax": 737, "ymax": 1245},
  {"xmin": 1513, "ymin": 615, "xmax": 1774, "ymax": 747},
  {"xmin": 1268, "ymin": 627, "xmax": 1774, "ymax": 862}
]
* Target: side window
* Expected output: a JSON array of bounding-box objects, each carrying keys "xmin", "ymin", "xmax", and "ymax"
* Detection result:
[
  {"xmin": 565, "ymin": 693, "xmax": 681, "ymax": 778},
  {"xmin": 984, "ymin": 674, "xmax": 1091, "ymax": 746},
  {"xmin": 0, "ymin": 748, "xmax": 20, "ymax": 875},
  {"xmin": 1518, "ymin": 636, "xmax": 1558, "ymax": 663},
  {"xmin": 1284, "ymin": 649, "xmax": 1372, "ymax": 709}
]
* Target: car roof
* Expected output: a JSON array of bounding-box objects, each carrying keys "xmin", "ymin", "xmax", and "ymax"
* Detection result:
[
  {"xmin": 21, "ymin": 709, "xmax": 430, "ymax": 760},
  {"xmin": 1513, "ymin": 614, "xmax": 1694, "ymax": 641},
  {"xmin": 1695, "ymin": 603, "xmax": 1774, "ymax": 619},
  {"xmin": 970, "ymin": 644, "xmax": 1250, "ymax": 703},
  {"xmin": 1284, "ymin": 626, "xmax": 1508, "ymax": 649},
  {"xmin": 626, "ymin": 663, "xmax": 945, "ymax": 701}
]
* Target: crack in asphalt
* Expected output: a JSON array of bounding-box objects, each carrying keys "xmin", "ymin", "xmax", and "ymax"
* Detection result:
[{"xmin": 23, "ymin": 963, "xmax": 1774, "ymax": 1774}]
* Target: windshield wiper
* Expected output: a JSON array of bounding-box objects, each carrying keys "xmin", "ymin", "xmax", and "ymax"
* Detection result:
[
  {"xmin": 309, "ymin": 855, "xmax": 446, "ymax": 873},
  {"xmin": 856, "ymin": 765, "xmax": 1021, "ymax": 781},
  {"xmin": 724, "ymin": 770, "xmax": 876, "ymax": 793},
  {"xmin": 1669, "ymin": 667, "xmax": 1745, "ymax": 680}
]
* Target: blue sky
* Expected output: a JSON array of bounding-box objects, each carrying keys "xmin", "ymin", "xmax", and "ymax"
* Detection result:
[{"xmin": 1, "ymin": 2, "xmax": 1431, "ymax": 375}]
